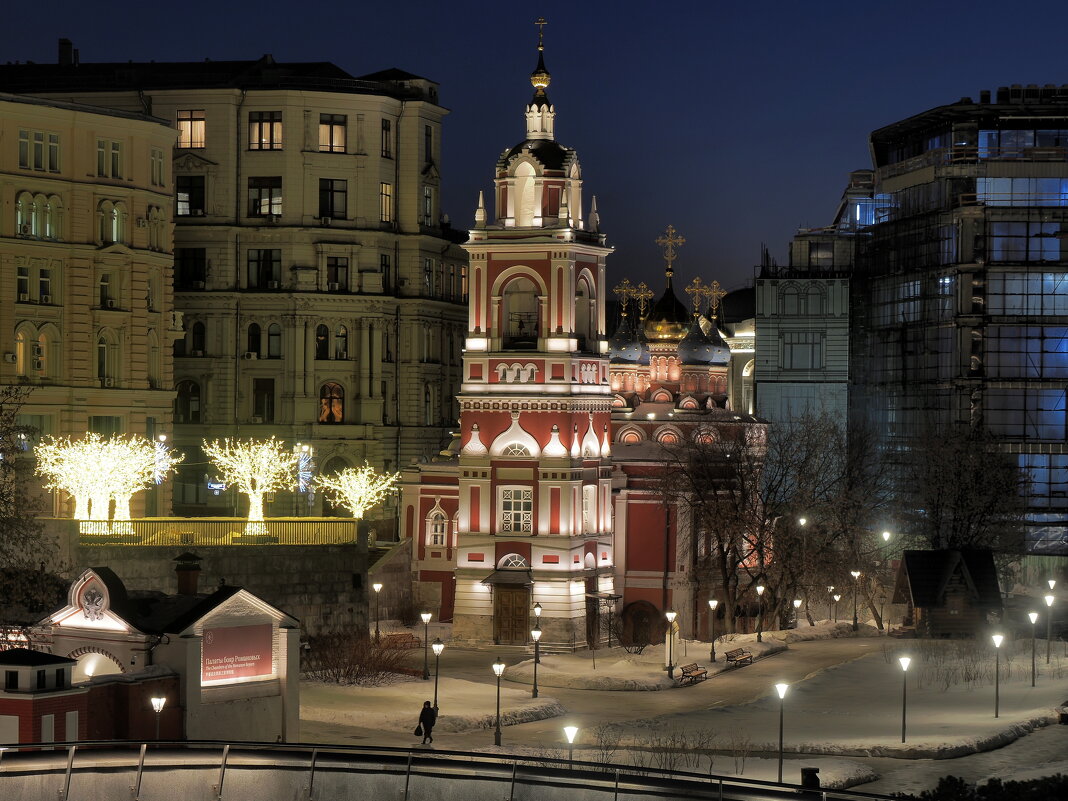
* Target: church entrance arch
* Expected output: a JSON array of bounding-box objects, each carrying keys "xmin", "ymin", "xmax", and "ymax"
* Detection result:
[{"xmin": 619, "ymin": 600, "xmax": 664, "ymax": 651}]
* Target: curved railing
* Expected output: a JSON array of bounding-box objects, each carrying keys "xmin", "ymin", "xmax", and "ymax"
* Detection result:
[{"xmin": 0, "ymin": 740, "xmax": 896, "ymax": 801}]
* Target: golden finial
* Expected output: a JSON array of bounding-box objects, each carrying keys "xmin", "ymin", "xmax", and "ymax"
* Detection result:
[
  {"xmin": 634, "ymin": 282, "xmax": 654, "ymax": 320},
  {"xmin": 613, "ymin": 278, "xmax": 635, "ymax": 314},
  {"xmin": 655, "ymin": 225, "xmax": 686, "ymax": 277},
  {"xmin": 685, "ymin": 277, "xmax": 705, "ymax": 315},
  {"xmin": 531, "ymin": 17, "xmax": 551, "ymax": 93}
]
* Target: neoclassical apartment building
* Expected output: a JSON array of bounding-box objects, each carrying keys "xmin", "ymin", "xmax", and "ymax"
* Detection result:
[
  {"xmin": 0, "ymin": 92, "xmax": 179, "ymax": 515},
  {"xmin": 1, "ymin": 47, "xmax": 467, "ymax": 519}
]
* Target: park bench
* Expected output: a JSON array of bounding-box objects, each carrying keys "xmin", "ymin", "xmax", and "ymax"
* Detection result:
[
  {"xmin": 678, "ymin": 663, "xmax": 708, "ymax": 684},
  {"xmin": 382, "ymin": 632, "xmax": 420, "ymax": 649},
  {"xmin": 724, "ymin": 648, "xmax": 753, "ymax": 667}
]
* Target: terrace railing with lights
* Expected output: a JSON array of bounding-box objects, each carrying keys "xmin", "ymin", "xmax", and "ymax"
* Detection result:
[
  {"xmin": 64, "ymin": 518, "xmax": 359, "ymax": 546},
  {"xmin": 0, "ymin": 740, "xmax": 898, "ymax": 801}
]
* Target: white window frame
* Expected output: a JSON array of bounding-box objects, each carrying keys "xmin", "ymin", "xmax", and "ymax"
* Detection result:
[
  {"xmin": 426, "ymin": 511, "xmax": 447, "ymax": 547},
  {"xmin": 499, "ymin": 486, "xmax": 534, "ymax": 534}
]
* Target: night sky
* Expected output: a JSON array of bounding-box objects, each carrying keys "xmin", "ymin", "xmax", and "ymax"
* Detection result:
[{"xmin": 5, "ymin": 0, "xmax": 1068, "ymax": 291}]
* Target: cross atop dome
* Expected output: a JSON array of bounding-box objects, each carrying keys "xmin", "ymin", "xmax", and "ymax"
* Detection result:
[
  {"xmin": 530, "ymin": 17, "xmax": 552, "ymax": 101},
  {"xmin": 656, "ymin": 225, "xmax": 686, "ymax": 278}
]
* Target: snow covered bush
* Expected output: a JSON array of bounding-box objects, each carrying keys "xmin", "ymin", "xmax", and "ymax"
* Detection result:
[{"xmin": 304, "ymin": 629, "xmax": 411, "ymax": 685}]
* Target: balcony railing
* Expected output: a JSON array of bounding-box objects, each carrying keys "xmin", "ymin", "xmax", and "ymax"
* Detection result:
[{"xmin": 74, "ymin": 517, "xmax": 358, "ymax": 546}]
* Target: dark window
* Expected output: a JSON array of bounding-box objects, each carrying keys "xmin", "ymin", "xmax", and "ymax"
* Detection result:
[
  {"xmin": 55, "ymin": 668, "xmax": 65, "ymax": 689},
  {"xmin": 248, "ymin": 111, "xmax": 282, "ymax": 150},
  {"xmin": 88, "ymin": 416, "xmax": 122, "ymax": 437},
  {"xmin": 381, "ymin": 254, "xmax": 392, "ymax": 292},
  {"xmin": 808, "ymin": 241, "xmax": 833, "ymax": 269},
  {"xmin": 247, "ymin": 249, "xmax": 281, "ymax": 288},
  {"xmin": 424, "ymin": 124, "xmax": 432, "ymax": 163},
  {"xmin": 247, "ymin": 323, "xmax": 262, "ymax": 355},
  {"xmin": 335, "ymin": 325, "xmax": 348, "ymax": 358},
  {"xmin": 319, "ymin": 382, "xmax": 344, "ymax": 424},
  {"xmin": 315, "ymin": 325, "xmax": 329, "ymax": 360},
  {"xmin": 248, "ymin": 177, "xmax": 282, "ymax": 217},
  {"xmin": 990, "ymin": 221, "xmax": 1062, "ymax": 264},
  {"xmin": 175, "ymin": 248, "xmax": 207, "ymax": 288},
  {"xmin": 190, "ymin": 321, "xmax": 206, "ymax": 354},
  {"xmin": 319, "ymin": 114, "xmax": 346, "ymax": 153},
  {"xmin": 176, "ymin": 175, "xmax": 205, "ymax": 216},
  {"xmin": 319, "ymin": 179, "xmax": 347, "ymax": 219},
  {"xmin": 326, "ymin": 257, "xmax": 348, "ymax": 290},
  {"xmin": 4, "ymin": 670, "xmax": 16, "ymax": 690},
  {"xmin": 781, "ymin": 332, "xmax": 823, "ymax": 369},
  {"xmin": 253, "ymin": 378, "xmax": 275, "ymax": 422},
  {"xmin": 267, "ymin": 323, "xmax": 282, "ymax": 358},
  {"xmin": 36, "ymin": 669, "xmax": 45, "ymax": 690},
  {"xmin": 175, "ymin": 380, "xmax": 201, "ymax": 423},
  {"xmin": 381, "ymin": 118, "xmax": 392, "ymax": 157}
]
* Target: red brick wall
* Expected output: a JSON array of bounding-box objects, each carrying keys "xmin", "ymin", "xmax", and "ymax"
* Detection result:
[{"xmin": 86, "ymin": 676, "xmax": 181, "ymax": 740}]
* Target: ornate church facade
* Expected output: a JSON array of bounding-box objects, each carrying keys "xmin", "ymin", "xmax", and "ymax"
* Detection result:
[{"xmin": 401, "ymin": 29, "xmax": 762, "ymax": 648}]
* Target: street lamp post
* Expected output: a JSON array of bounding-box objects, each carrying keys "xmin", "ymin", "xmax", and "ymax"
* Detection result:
[
  {"xmin": 492, "ymin": 657, "xmax": 505, "ymax": 746},
  {"xmin": 665, "ymin": 611, "xmax": 677, "ymax": 680},
  {"xmin": 372, "ymin": 582, "xmax": 383, "ymax": 642},
  {"xmin": 533, "ymin": 603, "xmax": 542, "ymax": 664},
  {"xmin": 421, "ymin": 612, "xmax": 432, "ymax": 680},
  {"xmin": 775, "ymin": 683, "xmax": 788, "ymax": 783},
  {"xmin": 564, "ymin": 725, "xmax": 578, "ymax": 769},
  {"xmin": 432, "ymin": 638, "xmax": 444, "ymax": 708},
  {"xmin": 756, "ymin": 585, "xmax": 765, "ymax": 642},
  {"xmin": 150, "ymin": 696, "xmax": 166, "ymax": 740},
  {"xmin": 992, "ymin": 634, "xmax": 1003, "ymax": 718},
  {"xmin": 792, "ymin": 599, "xmax": 802, "ymax": 629},
  {"xmin": 1045, "ymin": 594, "xmax": 1055, "ymax": 665},
  {"xmin": 898, "ymin": 657, "xmax": 910, "ymax": 743},
  {"xmin": 1028, "ymin": 612, "xmax": 1038, "ymax": 687},
  {"xmin": 531, "ymin": 626, "xmax": 541, "ymax": 698},
  {"xmin": 708, "ymin": 599, "xmax": 718, "ymax": 662},
  {"xmin": 832, "ymin": 594, "xmax": 841, "ymax": 623},
  {"xmin": 850, "ymin": 571, "xmax": 861, "ymax": 632}
]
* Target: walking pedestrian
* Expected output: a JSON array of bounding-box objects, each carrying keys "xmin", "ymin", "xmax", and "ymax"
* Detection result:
[{"xmin": 417, "ymin": 700, "xmax": 437, "ymax": 744}]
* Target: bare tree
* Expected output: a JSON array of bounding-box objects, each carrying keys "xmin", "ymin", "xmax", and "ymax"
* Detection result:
[{"xmin": 0, "ymin": 386, "xmax": 65, "ymax": 644}]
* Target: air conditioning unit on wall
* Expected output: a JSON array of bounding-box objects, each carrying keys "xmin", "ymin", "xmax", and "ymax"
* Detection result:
[
  {"xmin": 250, "ymin": 416, "xmax": 263, "ymax": 424},
  {"xmin": 243, "ymin": 352, "xmax": 258, "ymax": 360}
]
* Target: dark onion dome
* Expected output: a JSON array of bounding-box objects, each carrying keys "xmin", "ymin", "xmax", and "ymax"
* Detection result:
[
  {"xmin": 718, "ymin": 286, "xmax": 755, "ymax": 324},
  {"xmin": 678, "ymin": 315, "xmax": 729, "ymax": 365},
  {"xmin": 498, "ymin": 138, "xmax": 573, "ymax": 171},
  {"xmin": 608, "ymin": 313, "xmax": 646, "ymax": 364},
  {"xmin": 643, "ymin": 277, "xmax": 690, "ymax": 341}
]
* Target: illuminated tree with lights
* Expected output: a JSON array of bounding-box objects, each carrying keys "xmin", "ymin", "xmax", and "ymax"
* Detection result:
[
  {"xmin": 35, "ymin": 434, "xmax": 182, "ymax": 526},
  {"xmin": 316, "ymin": 462, "xmax": 401, "ymax": 522},
  {"xmin": 202, "ymin": 437, "xmax": 298, "ymax": 530}
]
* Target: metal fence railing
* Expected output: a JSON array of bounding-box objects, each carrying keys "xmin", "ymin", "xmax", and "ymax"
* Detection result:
[
  {"xmin": 0, "ymin": 740, "xmax": 897, "ymax": 801},
  {"xmin": 73, "ymin": 518, "xmax": 359, "ymax": 546}
]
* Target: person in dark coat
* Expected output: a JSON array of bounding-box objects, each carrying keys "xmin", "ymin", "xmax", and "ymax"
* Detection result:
[{"xmin": 418, "ymin": 700, "xmax": 437, "ymax": 744}]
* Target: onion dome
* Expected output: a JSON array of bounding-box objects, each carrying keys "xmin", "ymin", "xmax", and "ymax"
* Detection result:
[
  {"xmin": 608, "ymin": 313, "xmax": 646, "ymax": 364},
  {"xmin": 680, "ymin": 315, "xmax": 730, "ymax": 365},
  {"xmin": 643, "ymin": 277, "xmax": 690, "ymax": 341}
]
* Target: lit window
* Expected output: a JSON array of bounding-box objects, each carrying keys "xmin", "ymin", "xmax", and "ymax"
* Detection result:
[
  {"xmin": 318, "ymin": 382, "xmax": 344, "ymax": 424},
  {"xmin": 380, "ymin": 183, "xmax": 393, "ymax": 223},
  {"xmin": 319, "ymin": 114, "xmax": 346, "ymax": 153},
  {"xmin": 177, "ymin": 110, "xmax": 206, "ymax": 148},
  {"xmin": 423, "ymin": 186, "xmax": 433, "ymax": 223},
  {"xmin": 427, "ymin": 512, "xmax": 447, "ymax": 546},
  {"xmin": 500, "ymin": 488, "xmax": 533, "ymax": 533},
  {"xmin": 248, "ymin": 111, "xmax": 283, "ymax": 150}
]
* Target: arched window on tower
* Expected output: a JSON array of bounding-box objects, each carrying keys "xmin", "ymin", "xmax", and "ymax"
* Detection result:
[
  {"xmin": 575, "ymin": 277, "xmax": 594, "ymax": 351},
  {"xmin": 191, "ymin": 321, "xmax": 206, "ymax": 355},
  {"xmin": 502, "ymin": 276, "xmax": 539, "ymax": 349},
  {"xmin": 513, "ymin": 161, "xmax": 537, "ymax": 227},
  {"xmin": 427, "ymin": 510, "xmax": 447, "ymax": 547},
  {"xmin": 319, "ymin": 382, "xmax": 344, "ymax": 424}
]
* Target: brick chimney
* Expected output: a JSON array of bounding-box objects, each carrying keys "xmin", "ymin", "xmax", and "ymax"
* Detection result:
[{"xmin": 174, "ymin": 552, "xmax": 203, "ymax": 595}]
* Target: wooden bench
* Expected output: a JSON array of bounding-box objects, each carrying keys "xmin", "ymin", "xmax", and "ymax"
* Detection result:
[
  {"xmin": 724, "ymin": 648, "xmax": 753, "ymax": 666},
  {"xmin": 381, "ymin": 632, "xmax": 420, "ymax": 649},
  {"xmin": 678, "ymin": 663, "xmax": 708, "ymax": 684}
]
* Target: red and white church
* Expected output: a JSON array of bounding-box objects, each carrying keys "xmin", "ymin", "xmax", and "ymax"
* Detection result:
[{"xmin": 400, "ymin": 34, "xmax": 762, "ymax": 649}]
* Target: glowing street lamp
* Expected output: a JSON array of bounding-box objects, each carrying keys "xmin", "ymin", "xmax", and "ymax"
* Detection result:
[
  {"xmin": 1050, "ymin": 579, "xmax": 1058, "ymax": 590},
  {"xmin": 708, "ymin": 599, "xmax": 719, "ymax": 662},
  {"xmin": 564, "ymin": 725, "xmax": 579, "ymax": 769},
  {"xmin": 1045, "ymin": 594, "xmax": 1055, "ymax": 665},
  {"xmin": 992, "ymin": 634, "xmax": 1004, "ymax": 718},
  {"xmin": 432, "ymin": 638, "xmax": 444, "ymax": 708},
  {"xmin": 665, "ymin": 610, "xmax": 677, "ymax": 679},
  {"xmin": 150, "ymin": 696, "xmax": 166, "ymax": 740},
  {"xmin": 533, "ymin": 603, "xmax": 542, "ymax": 664},
  {"xmin": 492, "ymin": 657, "xmax": 506, "ymax": 746},
  {"xmin": 1028, "ymin": 612, "xmax": 1038, "ymax": 687},
  {"xmin": 898, "ymin": 657, "xmax": 911, "ymax": 743},
  {"xmin": 792, "ymin": 598, "xmax": 802, "ymax": 629},
  {"xmin": 774, "ymin": 683, "xmax": 789, "ymax": 783},
  {"xmin": 832, "ymin": 593, "xmax": 841, "ymax": 623},
  {"xmin": 850, "ymin": 571, "xmax": 861, "ymax": 632},
  {"xmin": 798, "ymin": 517, "xmax": 807, "ymax": 527},
  {"xmin": 756, "ymin": 585, "xmax": 765, "ymax": 642},
  {"xmin": 531, "ymin": 626, "xmax": 542, "ymax": 698},
  {"xmin": 372, "ymin": 583, "xmax": 383, "ymax": 642},
  {"xmin": 421, "ymin": 612, "xmax": 432, "ymax": 680}
]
